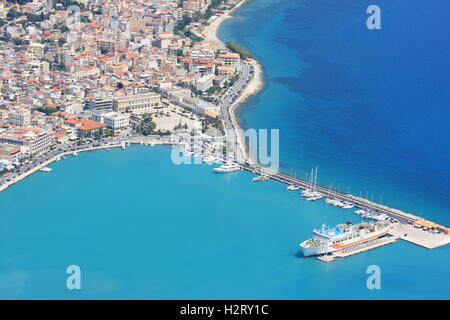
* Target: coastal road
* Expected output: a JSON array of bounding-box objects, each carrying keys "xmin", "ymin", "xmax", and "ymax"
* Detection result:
[{"xmin": 219, "ymin": 61, "xmax": 252, "ymax": 163}]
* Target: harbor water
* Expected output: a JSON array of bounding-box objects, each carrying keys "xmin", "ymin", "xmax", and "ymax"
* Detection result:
[{"xmin": 0, "ymin": 146, "xmax": 449, "ymax": 299}]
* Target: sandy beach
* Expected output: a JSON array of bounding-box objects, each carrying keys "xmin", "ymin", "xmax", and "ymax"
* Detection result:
[
  {"xmin": 201, "ymin": 0, "xmax": 250, "ymax": 49},
  {"xmin": 202, "ymin": 0, "xmax": 264, "ymax": 107}
]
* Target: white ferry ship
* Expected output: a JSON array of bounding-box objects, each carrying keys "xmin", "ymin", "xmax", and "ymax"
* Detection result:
[
  {"xmin": 213, "ymin": 163, "xmax": 241, "ymax": 173},
  {"xmin": 300, "ymin": 221, "xmax": 391, "ymax": 257}
]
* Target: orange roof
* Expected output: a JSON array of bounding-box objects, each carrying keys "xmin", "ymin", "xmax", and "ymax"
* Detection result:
[
  {"xmin": 219, "ymin": 53, "xmax": 240, "ymax": 59},
  {"xmin": 64, "ymin": 118, "xmax": 105, "ymax": 131}
]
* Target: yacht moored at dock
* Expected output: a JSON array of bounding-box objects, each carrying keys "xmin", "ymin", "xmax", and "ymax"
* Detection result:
[
  {"xmin": 213, "ymin": 162, "xmax": 241, "ymax": 173},
  {"xmin": 300, "ymin": 221, "xmax": 391, "ymax": 257},
  {"xmin": 252, "ymin": 175, "xmax": 269, "ymax": 182},
  {"xmin": 39, "ymin": 167, "xmax": 53, "ymax": 172}
]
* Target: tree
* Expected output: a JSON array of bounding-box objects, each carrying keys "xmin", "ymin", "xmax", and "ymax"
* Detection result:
[
  {"xmin": 225, "ymin": 41, "xmax": 252, "ymax": 59},
  {"xmin": 203, "ymin": 8, "xmax": 214, "ymax": 20},
  {"xmin": 7, "ymin": 9, "xmax": 21, "ymax": 20},
  {"xmin": 57, "ymin": 62, "xmax": 66, "ymax": 71},
  {"xmin": 37, "ymin": 107, "xmax": 57, "ymax": 115},
  {"xmin": 60, "ymin": 25, "xmax": 70, "ymax": 33},
  {"xmin": 211, "ymin": 0, "xmax": 224, "ymax": 8}
]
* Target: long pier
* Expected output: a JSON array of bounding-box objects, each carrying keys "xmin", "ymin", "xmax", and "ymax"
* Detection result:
[
  {"xmin": 236, "ymin": 163, "xmax": 450, "ymax": 250},
  {"xmin": 243, "ymin": 164, "xmax": 418, "ymax": 223}
]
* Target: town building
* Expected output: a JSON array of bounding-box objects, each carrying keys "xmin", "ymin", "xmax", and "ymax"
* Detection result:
[
  {"xmin": 0, "ymin": 128, "xmax": 53, "ymax": 156},
  {"xmin": 113, "ymin": 93, "xmax": 161, "ymax": 115},
  {"xmin": 91, "ymin": 111, "xmax": 130, "ymax": 130},
  {"xmin": 64, "ymin": 118, "xmax": 106, "ymax": 138},
  {"xmin": 8, "ymin": 107, "xmax": 31, "ymax": 127}
]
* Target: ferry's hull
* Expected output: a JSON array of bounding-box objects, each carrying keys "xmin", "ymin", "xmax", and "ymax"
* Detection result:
[{"xmin": 301, "ymin": 245, "xmax": 336, "ymax": 257}]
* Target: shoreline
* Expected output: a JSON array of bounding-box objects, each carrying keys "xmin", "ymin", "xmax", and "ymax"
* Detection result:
[
  {"xmin": 201, "ymin": 0, "xmax": 250, "ymax": 49},
  {"xmin": 0, "ymin": 139, "xmax": 179, "ymax": 193},
  {"xmin": 0, "ymin": 0, "xmax": 263, "ymax": 195},
  {"xmin": 202, "ymin": 0, "xmax": 264, "ymax": 162}
]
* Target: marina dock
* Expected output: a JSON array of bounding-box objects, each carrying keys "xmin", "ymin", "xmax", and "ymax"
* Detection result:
[{"xmin": 237, "ymin": 164, "xmax": 450, "ymax": 251}]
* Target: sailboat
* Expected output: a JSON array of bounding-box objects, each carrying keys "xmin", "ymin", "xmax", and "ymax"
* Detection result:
[
  {"xmin": 287, "ymin": 171, "xmax": 300, "ymax": 190},
  {"xmin": 302, "ymin": 166, "xmax": 323, "ymax": 200}
]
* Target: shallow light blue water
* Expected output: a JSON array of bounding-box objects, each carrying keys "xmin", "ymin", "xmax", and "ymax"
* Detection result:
[
  {"xmin": 0, "ymin": 146, "xmax": 449, "ymax": 299},
  {"xmin": 0, "ymin": 0, "xmax": 449, "ymax": 299}
]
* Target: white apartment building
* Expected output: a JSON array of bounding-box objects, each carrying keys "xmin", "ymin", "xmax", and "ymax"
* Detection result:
[
  {"xmin": 91, "ymin": 111, "xmax": 130, "ymax": 130},
  {"xmin": 8, "ymin": 107, "xmax": 31, "ymax": 127},
  {"xmin": 0, "ymin": 128, "xmax": 53, "ymax": 156},
  {"xmin": 86, "ymin": 97, "xmax": 114, "ymax": 111},
  {"xmin": 195, "ymin": 74, "xmax": 214, "ymax": 92}
]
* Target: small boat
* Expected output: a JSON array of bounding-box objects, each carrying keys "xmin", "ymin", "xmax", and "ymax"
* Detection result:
[
  {"xmin": 355, "ymin": 209, "xmax": 366, "ymax": 215},
  {"xmin": 213, "ymin": 163, "xmax": 241, "ymax": 173},
  {"xmin": 73, "ymin": 152, "xmax": 78, "ymax": 156},
  {"xmin": 40, "ymin": 167, "xmax": 52, "ymax": 172},
  {"xmin": 252, "ymin": 175, "xmax": 269, "ymax": 182},
  {"xmin": 342, "ymin": 202, "xmax": 355, "ymax": 209},
  {"xmin": 330, "ymin": 199, "xmax": 345, "ymax": 207},
  {"xmin": 325, "ymin": 198, "xmax": 339, "ymax": 205},
  {"xmin": 302, "ymin": 190, "xmax": 323, "ymax": 199},
  {"xmin": 287, "ymin": 184, "xmax": 300, "ymax": 190},
  {"xmin": 203, "ymin": 155, "xmax": 215, "ymax": 163},
  {"xmin": 305, "ymin": 194, "xmax": 324, "ymax": 201},
  {"xmin": 55, "ymin": 156, "xmax": 61, "ymax": 161}
]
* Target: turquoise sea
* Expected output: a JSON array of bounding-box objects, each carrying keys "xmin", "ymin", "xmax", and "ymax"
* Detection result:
[{"xmin": 1, "ymin": 0, "xmax": 449, "ymax": 299}]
